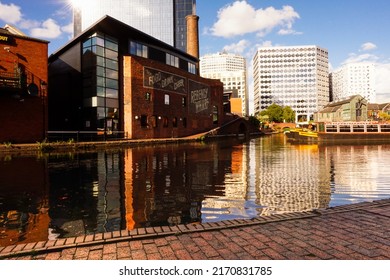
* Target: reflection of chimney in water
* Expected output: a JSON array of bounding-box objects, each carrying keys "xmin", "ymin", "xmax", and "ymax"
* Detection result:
[{"xmin": 186, "ymin": 13, "xmax": 200, "ymax": 73}]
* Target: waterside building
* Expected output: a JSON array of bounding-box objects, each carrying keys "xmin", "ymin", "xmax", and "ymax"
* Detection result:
[
  {"xmin": 48, "ymin": 16, "xmax": 226, "ymax": 140},
  {"xmin": 0, "ymin": 25, "xmax": 48, "ymax": 143}
]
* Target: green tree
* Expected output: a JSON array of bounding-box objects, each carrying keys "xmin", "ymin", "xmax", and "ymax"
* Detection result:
[
  {"xmin": 259, "ymin": 103, "xmax": 283, "ymax": 122},
  {"xmin": 247, "ymin": 116, "xmax": 261, "ymax": 129},
  {"xmin": 379, "ymin": 111, "xmax": 390, "ymax": 121},
  {"xmin": 282, "ymin": 106, "xmax": 295, "ymax": 122}
]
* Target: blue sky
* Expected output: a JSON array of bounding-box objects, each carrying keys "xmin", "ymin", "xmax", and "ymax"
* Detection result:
[{"xmin": 1, "ymin": 0, "xmax": 390, "ymax": 103}]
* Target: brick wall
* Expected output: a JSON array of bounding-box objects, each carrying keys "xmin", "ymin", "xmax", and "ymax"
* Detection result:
[
  {"xmin": 0, "ymin": 34, "xmax": 48, "ymax": 143},
  {"xmin": 124, "ymin": 56, "xmax": 225, "ymax": 139}
]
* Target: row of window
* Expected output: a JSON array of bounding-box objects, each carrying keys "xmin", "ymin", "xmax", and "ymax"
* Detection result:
[
  {"xmin": 144, "ymin": 91, "xmax": 187, "ymax": 107},
  {"xmin": 138, "ymin": 115, "xmax": 187, "ymax": 129},
  {"xmin": 82, "ymin": 33, "xmax": 119, "ymax": 131},
  {"xmin": 129, "ymin": 40, "xmax": 197, "ymax": 74}
]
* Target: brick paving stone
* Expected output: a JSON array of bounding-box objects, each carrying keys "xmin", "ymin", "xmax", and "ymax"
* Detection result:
[
  {"xmin": 154, "ymin": 238, "xmax": 169, "ymax": 247},
  {"xmin": 146, "ymin": 227, "xmax": 156, "ymax": 234},
  {"xmin": 59, "ymin": 254, "xmax": 74, "ymax": 260},
  {"xmin": 147, "ymin": 252, "xmax": 163, "ymax": 260},
  {"xmin": 89, "ymin": 245, "xmax": 103, "ymax": 251},
  {"xmin": 304, "ymin": 245, "xmax": 333, "ymax": 259},
  {"xmin": 84, "ymin": 234, "xmax": 94, "ymax": 242},
  {"xmin": 192, "ymin": 237, "xmax": 209, "ymax": 247},
  {"xmin": 174, "ymin": 249, "xmax": 192, "ymax": 260},
  {"xmin": 117, "ymin": 246, "xmax": 131, "ymax": 259},
  {"xmin": 88, "ymin": 250, "xmax": 103, "ymax": 260},
  {"xmin": 201, "ymin": 246, "xmax": 220, "ymax": 259},
  {"xmin": 44, "ymin": 252, "xmax": 61, "ymax": 260},
  {"xmin": 215, "ymin": 248, "xmax": 237, "ymax": 260},
  {"xmin": 61, "ymin": 248, "xmax": 76, "ymax": 255},
  {"xmin": 190, "ymin": 251, "xmax": 207, "ymax": 259},
  {"xmin": 103, "ymin": 232, "xmax": 113, "ymax": 240},
  {"xmin": 129, "ymin": 240, "xmax": 143, "ymax": 250},
  {"xmin": 117, "ymin": 241, "xmax": 130, "ymax": 247},
  {"xmin": 169, "ymin": 240, "xmax": 185, "ymax": 251},
  {"xmin": 131, "ymin": 250, "xmax": 147, "ymax": 260},
  {"xmin": 103, "ymin": 243, "xmax": 117, "ymax": 255},
  {"xmin": 158, "ymin": 245, "xmax": 176, "ymax": 259},
  {"xmin": 94, "ymin": 233, "xmax": 103, "ymax": 241},
  {"xmin": 103, "ymin": 253, "xmax": 117, "ymax": 260},
  {"xmin": 75, "ymin": 235, "xmax": 85, "ymax": 243},
  {"xmin": 34, "ymin": 241, "xmax": 46, "ymax": 249},
  {"xmin": 74, "ymin": 247, "xmax": 90, "ymax": 258},
  {"xmin": 143, "ymin": 243, "xmax": 159, "ymax": 254}
]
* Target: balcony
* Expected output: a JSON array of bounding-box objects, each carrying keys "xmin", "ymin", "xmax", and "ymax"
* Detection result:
[{"xmin": 0, "ymin": 71, "xmax": 21, "ymax": 90}]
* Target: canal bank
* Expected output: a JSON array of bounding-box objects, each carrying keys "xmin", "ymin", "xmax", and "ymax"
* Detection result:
[
  {"xmin": 1, "ymin": 199, "xmax": 389, "ymax": 260},
  {"xmin": 0, "ymin": 130, "xmax": 265, "ymax": 156}
]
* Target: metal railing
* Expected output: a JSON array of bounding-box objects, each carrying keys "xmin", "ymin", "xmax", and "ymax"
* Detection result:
[
  {"xmin": 0, "ymin": 71, "xmax": 21, "ymax": 89},
  {"xmin": 47, "ymin": 131, "xmax": 127, "ymax": 142}
]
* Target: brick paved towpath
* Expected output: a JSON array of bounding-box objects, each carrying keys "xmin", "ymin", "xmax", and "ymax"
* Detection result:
[{"xmin": 1, "ymin": 199, "xmax": 389, "ymax": 260}]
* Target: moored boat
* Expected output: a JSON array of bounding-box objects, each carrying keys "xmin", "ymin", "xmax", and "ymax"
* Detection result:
[{"xmin": 285, "ymin": 122, "xmax": 390, "ymax": 144}]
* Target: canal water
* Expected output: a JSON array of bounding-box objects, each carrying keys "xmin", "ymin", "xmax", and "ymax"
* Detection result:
[{"xmin": 1, "ymin": 134, "xmax": 390, "ymax": 247}]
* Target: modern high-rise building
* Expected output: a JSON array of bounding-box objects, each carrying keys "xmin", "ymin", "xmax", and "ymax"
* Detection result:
[
  {"xmin": 73, "ymin": 0, "xmax": 196, "ymax": 52},
  {"xmin": 331, "ymin": 62, "xmax": 376, "ymax": 103},
  {"xmin": 253, "ymin": 45, "xmax": 330, "ymax": 123},
  {"xmin": 200, "ymin": 52, "xmax": 248, "ymax": 116}
]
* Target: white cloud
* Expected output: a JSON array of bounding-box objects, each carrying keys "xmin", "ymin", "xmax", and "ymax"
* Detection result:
[
  {"xmin": 360, "ymin": 42, "xmax": 377, "ymax": 51},
  {"xmin": 0, "ymin": 1, "xmax": 22, "ymax": 24},
  {"xmin": 61, "ymin": 22, "xmax": 74, "ymax": 34},
  {"xmin": 278, "ymin": 28, "xmax": 302, "ymax": 36},
  {"xmin": 222, "ymin": 39, "xmax": 250, "ymax": 54},
  {"xmin": 18, "ymin": 19, "xmax": 40, "ymax": 30},
  {"xmin": 256, "ymin": 40, "xmax": 274, "ymax": 48},
  {"xmin": 30, "ymin": 18, "xmax": 62, "ymax": 39},
  {"xmin": 210, "ymin": 1, "xmax": 300, "ymax": 38},
  {"xmin": 342, "ymin": 53, "xmax": 379, "ymax": 64}
]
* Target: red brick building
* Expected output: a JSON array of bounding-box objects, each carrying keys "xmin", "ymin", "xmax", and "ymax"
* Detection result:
[
  {"xmin": 0, "ymin": 25, "xmax": 48, "ymax": 143},
  {"xmin": 48, "ymin": 16, "xmax": 226, "ymax": 140}
]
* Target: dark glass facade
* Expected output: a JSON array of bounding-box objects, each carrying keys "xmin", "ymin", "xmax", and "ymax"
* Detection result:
[
  {"xmin": 73, "ymin": 0, "xmax": 196, "ymax": 52},
  {"xmin": 82, "ymin": 33, "xmax": 119, "ymax": 134},
  {"xmin": 175, "ymin": 0, "xmax": 196, "ymax": 52}
]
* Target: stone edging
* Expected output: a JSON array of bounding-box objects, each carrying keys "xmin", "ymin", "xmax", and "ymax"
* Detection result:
[{"xmin": 1, "ymin": 199, "xmax": 389, "ymax": 259}]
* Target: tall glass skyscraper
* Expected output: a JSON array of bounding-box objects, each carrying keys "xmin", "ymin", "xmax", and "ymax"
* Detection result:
[{"xmin": 73, "ymin": 0, "xmax": 196, "ymax": 52}]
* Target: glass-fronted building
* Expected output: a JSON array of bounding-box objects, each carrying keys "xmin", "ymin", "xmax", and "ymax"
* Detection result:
[
  {"xmin": 49, "ymin": 16, "xmax": 224, "ymax": 140},
  {"xmin": 73, "ymin": 0, "xmax": 196, "ymax": 52}
]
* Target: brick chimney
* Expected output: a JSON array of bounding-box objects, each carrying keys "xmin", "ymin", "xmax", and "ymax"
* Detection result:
[{"xmin": 186, "ymin": 14, "xmax": 200, "ymax": 59}]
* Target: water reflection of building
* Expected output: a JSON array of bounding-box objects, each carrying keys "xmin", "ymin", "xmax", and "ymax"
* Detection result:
[
  {"xmin": 0, "ymin": 157, "xmax": 49, "ymax": 247},
  {"xmin": 251, "ymin": 135, "xmax": 331, "ymax": 215},
  {"xmin": 123, "ymin": 143, "xmax": 227, "ymax": 229},
  {"xmin": 201, "ymin": 144, "xmax": 252, "ymax": 221},
  {"xmin": 319, "ymin": 145, "xmax": 382, "ymax": 203},
  {"xmin": 47, "ymin": 153, "xmax": 123, "ymax": 238}
]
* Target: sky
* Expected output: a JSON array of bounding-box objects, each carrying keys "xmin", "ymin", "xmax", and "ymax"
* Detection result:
[{"xmin": 1, "ymin": 0, "xmax": 390, "ymax": 106}]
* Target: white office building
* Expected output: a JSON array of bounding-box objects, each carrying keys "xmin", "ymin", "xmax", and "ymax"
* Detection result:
[
  {"xmin": 253, "ymin": 45, "xmax": 330, "ymax": 123},
  {"xmin": 200, "ymin": 52, "xmax": 248, "ymax": 116},
  {"xmin": 331, "ymin": 62, "xmax": 376, "ymax": 103}
]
